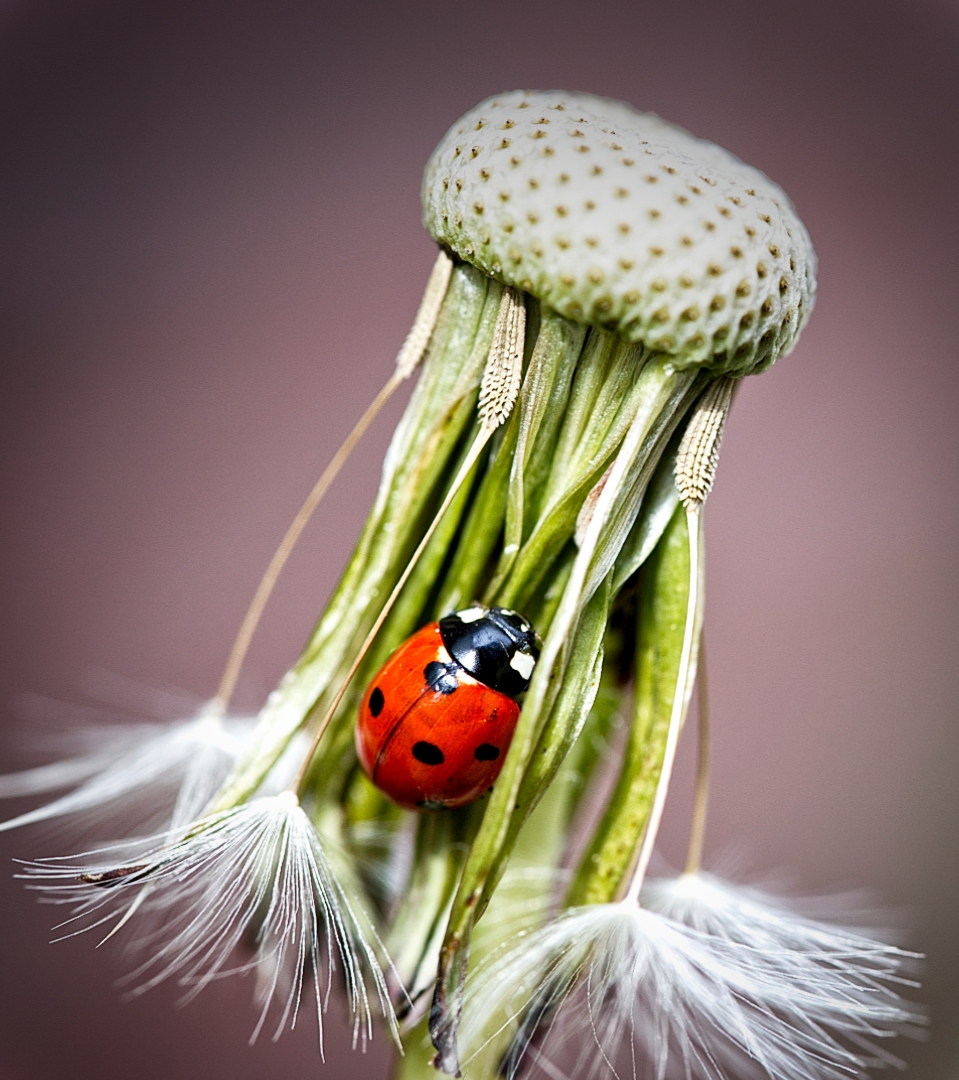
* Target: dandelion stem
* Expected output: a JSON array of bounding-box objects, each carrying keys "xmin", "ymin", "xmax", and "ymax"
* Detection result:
[
  {"xmin": 684, "ymin": 634, "xmax": 710, "ymax": 876},
  {"xmin": 622, "ymin": 507, "xmax": 701, "ymax": 905}
]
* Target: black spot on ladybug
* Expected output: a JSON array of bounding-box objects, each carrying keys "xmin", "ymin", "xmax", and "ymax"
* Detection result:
[
  {"xmin": 474, "ymin": 743, "xmax": 500, "ymax": 761},
  {"xmin": 412, "ymin": 741, "xmax": 445, "ymax": 765},
  {"xmin": 424, "ymin": 661, "xmax": 459, "ymax": 695},
  {"xmin": 369, "ymin": 687, "xmax": 385, "ymax": 717}
]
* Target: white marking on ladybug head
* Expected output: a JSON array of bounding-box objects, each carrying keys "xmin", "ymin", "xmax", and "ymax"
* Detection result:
[
  {"xmin": 458, "ymin": 606, "xmax": 487, "ymax": 623},
  {"xmin": 510, "ymin": 651, "xmax": 536, "ymax": 680}
]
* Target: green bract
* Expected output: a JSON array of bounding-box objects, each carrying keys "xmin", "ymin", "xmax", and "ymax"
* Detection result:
[{"xmin": 424, "ymin": 90, "xmax": 816, "ymax": 373}]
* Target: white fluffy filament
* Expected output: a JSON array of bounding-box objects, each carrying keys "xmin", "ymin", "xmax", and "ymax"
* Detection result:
[
  {"xmin": 461, "ymin": 896, "xmax": 922, "ymax": 1080},
  {"xmin": 19, "ymin": 793, "xmax": 398, "ymax": 1054},
  {"xmin": 0, "ymin": 705, "xmax": 254, "ymax": 835}
]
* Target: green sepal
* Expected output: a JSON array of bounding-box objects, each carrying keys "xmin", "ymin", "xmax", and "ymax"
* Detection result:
[
  {"xmin": 388, "ymin": 805, "xmax": 484, "ymax": 1019},
  {"xmin": 492, "ymin": 336, "xmax": 656, "ymax": 612},
  {"xmin": 612, "ymin": 433, "xmax": 682, "ymax": 594},
  {"xmin": 481, "ymin": 308, "xmax": 586, "ymax": 599},
  {"xmin": 340, "ymin": 764, "xmax": 405, "ymax": 913}
]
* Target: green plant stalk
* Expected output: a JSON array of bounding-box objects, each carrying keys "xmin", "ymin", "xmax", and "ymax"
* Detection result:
[
  {"xmin": 493, "ymin": 339, "xmax": 659, "ymax": 612},
  {"xmin": 430, "ymin": 357, "xmax": 698, "ymax": 1071},
  {"xmin": 340, "ymin": 766, "xmax": 404, "ymax": 912},
  {"xmin": 492, "ymin": 311, "xmax": 587, "ymax": 589},
  {"xmin": 389, "ymin": 811, "xmax": 473, "ymax": 1001},
  {"xmin": 612, "ymin": 433, "xmax": 682, "ymax": 594},
  {"xmin": 397, "ymin": 1020, "xmax": 442, "ymax": 1080},
  {"xmin": 551, "ymin": 618, "xmax": 633, "ymax": 830},
  {"xmin": 566, "ymin": 503, "xmax": 694, "ymax": 906},
  {"xmin": 433, "ymin": 409, "xmax": 521, "ymax": 616}
]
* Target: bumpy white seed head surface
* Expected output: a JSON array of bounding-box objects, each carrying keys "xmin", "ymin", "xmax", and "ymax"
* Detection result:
[{"xmin": 423, "ymin": 91, "xmax": 816, "ymax": 374}]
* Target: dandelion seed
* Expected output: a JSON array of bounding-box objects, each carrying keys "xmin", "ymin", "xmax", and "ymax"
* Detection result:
[{"xmin": 19, "ymin": 792, "xmax": 398, "ymax": 1053}]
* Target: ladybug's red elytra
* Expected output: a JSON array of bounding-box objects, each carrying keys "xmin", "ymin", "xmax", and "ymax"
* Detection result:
[{"xmin": 355, "ymin": 606, "xmax": 539, "ymax": 810}]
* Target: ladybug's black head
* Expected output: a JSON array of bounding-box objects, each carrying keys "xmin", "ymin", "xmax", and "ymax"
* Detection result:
[{"xmin": 439, "ymin": 606, "xmax": 539, "ymax": 698}]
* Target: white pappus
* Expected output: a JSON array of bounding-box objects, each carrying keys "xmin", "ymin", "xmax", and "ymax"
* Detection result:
[
  {"xmin": 18, "ymin": 792, "xmax": 400, "ymax": 1055},
  {"xmin": 458, "ymin": 878, "xmax": 924, "ymax": 1080},
  {"xmin": 0, "ymin": 698, "xmax": 256, "ymax": 837}
]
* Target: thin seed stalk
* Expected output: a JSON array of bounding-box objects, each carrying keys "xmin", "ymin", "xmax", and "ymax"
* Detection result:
[{"xmin": 433, "ymin": 410, "xmax": 521, "ymax": 616}]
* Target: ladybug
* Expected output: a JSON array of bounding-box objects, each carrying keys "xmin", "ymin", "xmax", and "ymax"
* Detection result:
[{"xmin": 356, "ymin": 606, "xmax": 539, "ymax": 810}]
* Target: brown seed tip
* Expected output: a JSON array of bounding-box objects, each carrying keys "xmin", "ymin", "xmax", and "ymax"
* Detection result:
[{"xmin": 675, "ymin": 376, "xmax": 737, "ymax": 510}]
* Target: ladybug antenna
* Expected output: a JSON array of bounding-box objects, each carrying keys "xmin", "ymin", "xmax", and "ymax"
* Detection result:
[
  {"xmin": 292, "ymin": 286, "xmax": 526, "ymax": 793},
  {"xmin": 211, "ymin": 251, "xmax": 454, "ymax": 714}
]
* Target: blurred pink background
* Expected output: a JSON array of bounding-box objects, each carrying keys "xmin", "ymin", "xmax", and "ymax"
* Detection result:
[{"xmin": 1, "ymin": 1, "xmax": 957, "ymax": 1077}]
